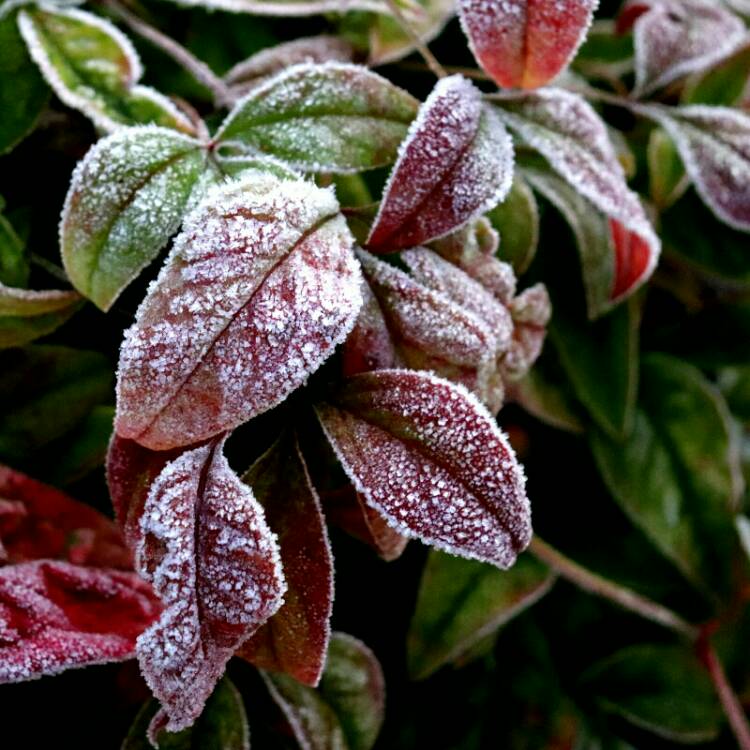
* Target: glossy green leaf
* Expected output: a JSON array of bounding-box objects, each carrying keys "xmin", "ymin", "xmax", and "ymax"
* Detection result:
[
  {"xmin": 408, "ymin": 551, "xmax": 554, "ymax": 680},
  {"xmin": 0, "ymin": 210, "xmax": 28, "ymax": 288},
  {"xmin": 0, "ymin": 345, "xmax": 112, "ymax": 463},
  {"xmin": 0, "ymin": 285, "xmax": 82, "ymax": 348},
  {"xmin": 682, "ymin": 41, "xmax": 750, "ymax": 106},
  {"xmin": 60, "ymin": 126, "xmax": 208, "ymax": 311},
  {"xmin": 215, "ymin": 63, "xmax": 418, "ymax": 173},
  {"xmin": 583, "ymin": 644, "xmax": 721, "ymax": 743},
  {"xmin": 0, "ymin": 11, "xmax": 47, "ymax": 154},
  {"xmin": 590, "ymin": 354, "xmax": 744, "ymax": 590},
  {"xmin": 648, "ymin": 128, "xmax": 687, "ymax": 211},
  {"xmin": 122, "ymin": 677, "xmax": 249, "ymax": 750}
]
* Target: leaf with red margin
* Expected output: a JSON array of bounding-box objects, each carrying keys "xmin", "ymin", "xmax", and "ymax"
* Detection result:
[
  {"xmin": 237, "ymin": 434, "xmax": 333, "ymax": 687},
  {"xmin": 458, "ymin": 0, "xmax": 598, "ymax": 90},
  {"xmin": 647, "ymin": 106, "xmax": 750, "ymax": 233},
  {"xmin": 366, "ymin": 75, "xmax": 513, "ymax": 252},
  {"xmin": 115, "ymin": 172, "xmax": 363, "ymax": 451},
  {"xmin": 0, "ymin": 464, "xmax": 131, "ymax": 569},
  {"xmin": 495, "ymin": 90, "xmax": 659, "ymax": 299},
  {"xmin": 134, "ymin": 437, "xmax": 285, "ymax": 734},
  {"xmin": 0, "ymin": 560, "xmax": 160, "ymax": 683},
  {"xmin": 315, "ymin": 369, "xmax": 531, "ymax": 568}
]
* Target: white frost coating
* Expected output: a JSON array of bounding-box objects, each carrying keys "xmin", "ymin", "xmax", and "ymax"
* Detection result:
[
  {"xmin": 166, "ymin": 0, "xmax": 392, "ymax": 16},
  {"xmin": 127, "ymin": 84, "xmax": 197, "ymax": 134}
]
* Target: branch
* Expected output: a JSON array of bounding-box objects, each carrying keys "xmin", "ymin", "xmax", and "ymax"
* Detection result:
[{"xmin": 383, "ymin": 0, "xmax": 446, "ymax": 79}]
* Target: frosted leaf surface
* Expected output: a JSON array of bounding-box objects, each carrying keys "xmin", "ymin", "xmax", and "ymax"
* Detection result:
[
  {"xmin": 648, "ymin": 105, "xmax": 750, "ymax": 232},
  {"xmin": 356, "ymin": 249, "xmax": 499, "ymax": 406},
  {"xmin": 135, "ymin": 438, "xmax": 285, "ymax": 734},
  {"xmin": 366, "ymin": 76, "xmax": 514, "ymax": 252},
  {"xmin": 157, "ymin": 0, "xmax": 394, "ymax": 16},
  {"xmin": 0, "ymin": 463, "xmax": 131, "ymax": 569},
  {"xmin": 17, "ymin": 7, "xmax": 196, "ymax": 134},
  {"xmin": 458, "ymin": 0, "xmax": 598, "ymax": 89},
  {"xmin": 502, "ymin": 283, "xmax": 551, "ymax": 381},
  {"xmin": 60, "ymin": 126, "xmax": 208, "ymax": 311},
  {"xmin": 316, "ymin": 369, "xmax": 532, "ymax": 568},
  {"xmin": 0, "ymin": 284, "xmax": 81, "ymax": 348},
  {"xmin": 216, "ymin": 63, "xmax": 418, "ymax": 173},
  {"xmin": 495, "ymin": 89, "xmax": 660, "ymax": 289},
  {"xmin": 115, "ymin": 173, "xmax": 363, "ymax": 451},
  {"xmin": 238, "ymin": 435, "xmax": 333, "ymax": 687},
  {"xmin": 0, "ymin": 560, "xmax": 160, "ymax": 683},
  {"xmin": 628, "ymin": 0, "xmax": 747, "ymax": 96}
]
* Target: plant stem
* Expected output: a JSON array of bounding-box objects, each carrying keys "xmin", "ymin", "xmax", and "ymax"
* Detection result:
[
  {"xmin": 397, "ymin": 61, "xmax": 490, "ymax": 81},
  {"xmin": 101, "ymin": 0, "xmax": 234, "ymax": 108},
  {"xmin": 528, "ymin": 536, "xmax": 699, "ymax": 639},
  {"xmin": 383, "ymin": 0, "xmax": 446, "ymax": 79}
]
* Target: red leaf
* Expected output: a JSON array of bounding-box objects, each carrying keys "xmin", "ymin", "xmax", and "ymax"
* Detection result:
[
  {"xmin": 134, "ymin": 437, "xmax": 285, "ymax": 733},
  {"xmin": 366, "ymin": 76, "xmax": 513, "ymax": 252},
  {"xmin": 501, "ymin": 283, "xmax": 551, "ymax": 380},
  {"xmin": 115, "ymin": 173, "xmax": 362, "ymax": 451},
  {"xmin": 316, "ymin": 370, "xmax": 531, "ymax": 568},
  {"xmin": 237, "ymin": 435, "xmax": 333, "ymax": 686},
  {"xmin": 0, "ymin": 560, "xmax": 160, "ymax": 683},
  {"xmin": 458, "ymin": 0, "xmax": 598, "ymax": 89},
  {"xmin": 0, "ymin": 464, "xmax": 131, "ymax": 569},
  {"xmin": 610, "ymin": 219, "xmax": 653, "ymax": 300}
]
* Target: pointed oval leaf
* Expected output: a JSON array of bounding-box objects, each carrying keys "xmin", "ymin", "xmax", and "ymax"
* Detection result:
[
  {"xmin": 647, "ymin": 127, "xmax": 687, "ymax": 210},
  {"xmin": 216, "ymin": 63, "xmax": 418, "ymax": 173},
  {"xmin": 0, "ymin": 209, "xmax": 27, "ymax": 288},
  {"xmin": 0, "ymin": 284, "xmax": 81, "ymax": 347},
  {"xmin": 0, "ymin": 560, "xmax": 160, "ymax": 683},
  {"xmin": 135, "ymin": 438, "xmax": 285, "ymax": 733},
  {"xmin": 458, "ymin": 0, "xmax": 598, "ymax": 89},
  {"xmin": 237, "ymin": 435, "xmax": 333, "ymax": 687},
  {"xmin": 367, "ymin": 76, "xmax": 514, "ymax": 252},
  {"xmin": 61, "ymin": 126, "xmax": 208, "ymax": 311},
  {"xmin": 316, "ymin": 369, "xmax": 532, "ymax": 568},
  {"xmin": 408, "ymin": 550, "xmax": 554, "ymax": 680},
  {"xmin": 648, "ymin": 105, "xmax": 750, "ymax": 232},
  {"xmin": 115, "ymin": 173, "xmax": 362, "ymax": 451},
  {"xmin": 159, "ymin": 0, "xmax": 393, "ymax": 16}
]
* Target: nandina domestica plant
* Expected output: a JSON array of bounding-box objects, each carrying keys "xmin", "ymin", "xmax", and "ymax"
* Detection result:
[{"xmin": 1, "ymin": 0, "xmax": 750, "ymax": 746}]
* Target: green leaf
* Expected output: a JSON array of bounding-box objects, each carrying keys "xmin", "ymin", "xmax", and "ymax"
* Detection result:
[
  {"xmin": 511, "ymin": 365, "xmax": 586, "ymax": 434},
  {"xmin": 17, "ymin": 6, "xmax": 195, "ymax": 133},
  {"xmin": 582, "ymin": 644, "xmax": 721, "ymax": 743},
  {"xmin": 123, "ymin": 677, "xmax": 249, "ymax": 749},
  {"xmin": 718, "ymin": 366, "xmax": 750, "ymax": 423},
  {"xmin": 215, "ymin": 63, "xmax": 418, "ymax": 173},
  {"xmin": 60, "ymin": 126, "xmax": 208, "ymax": 311},
  {"xmin": 0, "ymin": 285, "xmax": 82, "ymax": 348},
  {"xmin": 407, "ymin": 551, "xmax": 554, "ymax": 680},
  {"xmin": 0, "ymin": 345, "xmax": 112, "ymax": 463},
  {"xmin": 486, "ymin": 174, "xmax": 539, "ymax": 275},
  {"xmin": 682, "ymin": 41, "xmax": 750, "ymax": 106},
  {"xmin": 648, "ymin": 128, "xmax": 687, "ymax": 211},
  {"xmin": 0, "ymin": 210, "xmax": 28, "ymax": 287},
  {"xmin": 572, "ymin": 19, "xmax": 634, "ymax": 81},
  {"xmin": 590, "ymin": 354, "xmax": 744, "ymax": 591},
  {"xmin": 0, "ymin": 11, "xmax": 47, "ymax": 154}
]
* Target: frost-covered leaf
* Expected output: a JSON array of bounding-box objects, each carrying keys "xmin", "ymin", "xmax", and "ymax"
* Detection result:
[
  {"xmin": 237, "ymin": 434, "xmax": 333, "ymax": 687},
  {"xmin": 316, "ymin": 369, "xmax": 531, "ymax": 568},
  {"xmin": 123, "ymin": 677, "xmax": 250, "ymax": 750},
  {"xmin": 647, "ymin": 105, "xmax": 750, "ymax": 232},
  {"xmin": 357, "ymin": 249, "xmax": 502, "ymax": 410},
  {"xmin": 0, "ymin": 12, "xmax": 47, "ymax": 154},
  {"xmin": 0, "ymin": 284, "xmax": 82, "ymax": 348},
  {"xmin": 408, "ymin": 551, "xmax": 554, "ymax": 680},
  {"xmin": 318, "ymin": 633, "xmax": 385, "ymax": 750},
  {"xmin": 115, "ymin": 173, "xmax": 362, "ymax": 451},
  {"xmin": 216, "ymin": 63, "xmax": 417, "ymax": 173},
  {"xmin": 367, "ymin": 76, "xmax": 514, "ymax": 252},
  {"xmin": 17, "ymin": 6, "xmax": 196, "ymax": 133},
  {"xmin": 0, "ymin": 560, "xmax": 160, "ymax": 683},
  {"xmin": 502, "ymin": 283, "xmax": 551, "ymax": 382},
  {"xmin": 458, "ymin": 0, "xmax": 598, "ymax": 89},
  {"xmin": 135, "ymin": 437, "xmax": 285, "ymax": 734},
  {"xmin": 495, "ymin": 90, "xmax": 659, "ymax": 296},
  {"xmin": 224, "ymin": 36, "xmax": 354, "ymax": 96},
  {"xmin": 159, "ymin": 0, "xmax": 393, "ymax": 16},
  {"xmin": 0, "ymin": 463, "xmax": 129, "ymax": 567},
  {"xmin": 627, "ymin": 0, "xmax": 747, "ymax": 96},
  {"xmin": 60, "ymin": 126, "xmax": 208, "ymax": 311}
]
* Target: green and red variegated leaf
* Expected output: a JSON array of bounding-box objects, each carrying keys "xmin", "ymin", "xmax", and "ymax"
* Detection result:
[
  {"xmin": 134, "ymin": 437, "xmax": 285, "ymax": 735},
  {"xmin": 115, "ymin": 173, "xmax": 362, "ymax": 451},
  {"xmin": 0, "ymin": 464, "xmax": 130, "ymax": 568},
  {"xmin": 316, "ymin": 369, "xmax": 531, "ymax": 569},
  {"xmin": 0, "ymin": 560, "xmax": 160, "ymax": 683},
  {"xmin": 367, "ymin": 76, "xmax": 513, "ymax": 252},
  {"xmin": 458, "ymin": 0, "xmax": 598, "ymax": 90},
  {"xmin": 237, "ymin": 434, "xmax": 333, "ymax": 687}
]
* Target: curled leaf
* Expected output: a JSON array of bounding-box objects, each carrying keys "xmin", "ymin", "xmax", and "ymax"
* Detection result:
[
  {"xmin": 0, "ymin": 284, "xmax": 81, "ymax": 347},
  {"xmin": 316, "ymin": 369, "xmax": 531, "ymax": 568},
  {"xmin": 367, "ymin": 75, "xmax": 514, "ymax": 252},
  {"xmin": 115, "ymin": 173, "xmax": 362, "ymax": 451},
  {"xmin": 0, "ymin": 560, "xmax": 160, "ymax": 683},
  {"xmin": 458, "ymin": 0, "xmax": 598, "ymax": 89},
  {"xmin": 502, "ymin": 283, "xmax": 551, "ymax": 381}
]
